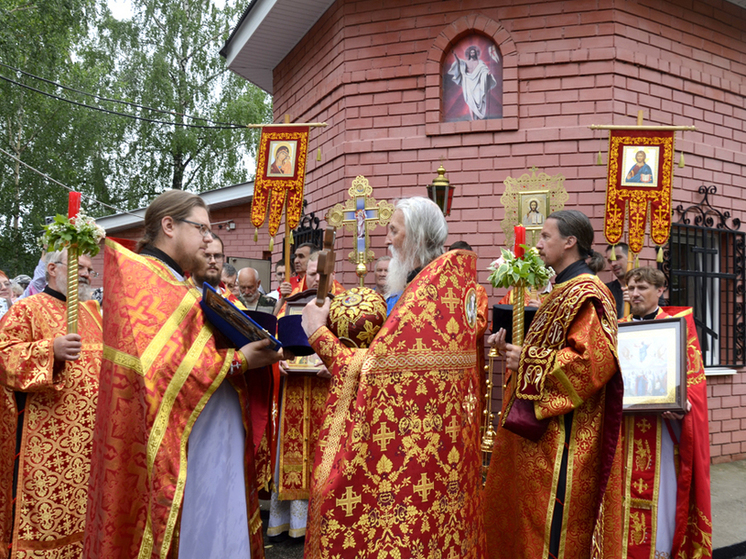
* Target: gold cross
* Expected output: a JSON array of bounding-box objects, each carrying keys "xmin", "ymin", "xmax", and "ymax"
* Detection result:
[
  {"xmin": 445, "ymin": 415, "xmax": 460, "ymax": 443},
  {"xmin": 633, "ymin": 478, "xmax": 648, "ymax": 494},
  {"xmin": 326, "ymin": 175, "xmax": 394, "ymax": 287},
  {"xmin": 373, "ymin": 422, "xmax": 396, "ymax": 452},
  {"xmin": 336, "ymin": 486, "xmax": 362, "ymax": 517},
  {"xmin": 442, "ymin": 287, "xmax": 460, "ymax": 314},
  {"xmin": 637, "ymin": 418, "xmax": 652, "ymax": 433},
  {"xmin": 414, "ymin": 472, "xmax": 434, "ymax": 502}
]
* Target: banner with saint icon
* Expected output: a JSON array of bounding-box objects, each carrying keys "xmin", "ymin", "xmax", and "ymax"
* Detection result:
[
  {"xmin": 251, "ymin": 126, "xmax": 310, "ymax": 239},
  {"xmin": 604, "ymin": 129, "xmax": 675, "ymax": 255}
]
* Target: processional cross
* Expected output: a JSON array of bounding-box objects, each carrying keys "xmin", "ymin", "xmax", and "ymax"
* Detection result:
[{"xmin": 326, "ymin": 176, "xmax": 394, "ymax": 287}]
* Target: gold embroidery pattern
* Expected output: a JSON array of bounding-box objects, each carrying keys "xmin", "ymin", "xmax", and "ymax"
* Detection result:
[
  {"xmin": 0, "ymin": 296, "xmax": 102, "ymax": 556},
  {"xmin": 630, "ymin": 511, "xmax": 648, "ymax": 546}
]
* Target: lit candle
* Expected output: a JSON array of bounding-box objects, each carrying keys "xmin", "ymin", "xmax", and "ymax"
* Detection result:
[
  {"xmin": 68, "ymin": 191, "xmax": 81, "ymax": 219},
  {"xmin": 514, "ymin": 225, "xmax": 526, "ymax": 258}
]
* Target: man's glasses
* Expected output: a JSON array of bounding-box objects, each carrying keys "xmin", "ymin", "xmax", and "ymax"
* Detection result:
[
  {"xmin": 178, "ymin": 219, "xmax": 212, "ymax": 238},
  {"xmin": 206, "ymin": 253, "xmax": 224, "ymax": 262},
  {"xmin": 54, "ymin": 262, "xmax": 99, "ymax": 278}
]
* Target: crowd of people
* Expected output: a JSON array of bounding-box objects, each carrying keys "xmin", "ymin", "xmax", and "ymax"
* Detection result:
[{"xmin": 0, "ymin": 191, "xmax": 711, "ymax": 559}]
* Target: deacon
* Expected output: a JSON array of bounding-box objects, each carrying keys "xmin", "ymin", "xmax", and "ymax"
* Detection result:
[
  {"xmin": 267, "ymin": 251, "xmax": 344, "ymax": 540},
  {"xmin": 620, "ymin": 267, "xmax": 711, "ymax": 558},
  {"xmin": 84, "ymin": 190, "xmax": 284, "ymax": 559},
  {"xmin": 0, "ymin": 251, "xmax": 102, "ymax": 558},
  {"xmin": 189, "ymin": 232, "xmax": 242, "ymax": 306},
  {"xmin": 301, "ymin": 197, "xmax": 486, "ymax": 558},
  {"xmin": 485, "ymin": 210, "xmax": 624, "ymax": 559}
]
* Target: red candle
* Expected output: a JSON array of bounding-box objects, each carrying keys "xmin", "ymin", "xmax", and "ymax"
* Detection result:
[
  {"xmin": 514, "ymin": 225, "xmax": 526, "ymax": 258},
  {"xmin": 68, "ymin": 191, "xmax": 81, "ymax": 219}
]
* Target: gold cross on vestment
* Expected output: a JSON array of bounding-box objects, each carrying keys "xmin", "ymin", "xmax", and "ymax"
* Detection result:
[
  {"xmin": 414, "ymin": 473, "xmax": 434, "ymax": 502},
  {"xmin": 326, "ymin": 175, "xmax": 394, "ymax": 287},
  {"xmin": 373, "ymin": 422, "xmax": 396, "ymax": 452},
  {"xmin": 445, "ymin": 415, "xmax": 461, "ymax": 443},
  {"xmin": 442, "ymin": 287, "xmax": 460, "ymax": 314},
  {"xmin": 637, "ymin": 418, "xmax": 652, "ymax": 433},
  {"xmin": 633, "ymin": 478, "xmax": 649, "ymax": 494},
  {"xmin": 336, "ymin": 486, "xmax": 362, "ymax": 517}
]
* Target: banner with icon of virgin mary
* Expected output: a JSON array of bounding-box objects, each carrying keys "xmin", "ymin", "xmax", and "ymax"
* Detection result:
[
  {"xmin": 251, "ymin": 126, "xmax": 310, "ymax": 237},
  {"xmin": 604, "ymin": 129, "xmax": 675, "ymax": 254}
]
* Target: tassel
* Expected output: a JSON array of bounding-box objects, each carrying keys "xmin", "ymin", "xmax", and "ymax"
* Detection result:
[
  {"xmin": 254, "ymin": 228, "xmax": 258, "ymax": 243},
  {"xmin": 597, "ymin": 151, "xmax": 603, "ymax": 165},
  {"xmin": 678, "ymin": 152, "xmax": 685, "ymax": 168},
  {"xmin": 634, "ymin": 254, "xmax": 640, "ymax": 268},
  {"xmin": 289, "ymin": 230, "xmax": 294, "ymax": 245},
  {"xmin": 657, "ymin": 246, "xmax": 664, "ymax": 263},
  {"xmin": 609, "ymin": 245, "xmax": 617, "ymax": 261},
  {"xmin": 269, "ymin": 237, "xmax": 274, "ymax": 252},
  {"xmin": 317, "ymin": 148, "xmax": 321, "ymax": 162}
]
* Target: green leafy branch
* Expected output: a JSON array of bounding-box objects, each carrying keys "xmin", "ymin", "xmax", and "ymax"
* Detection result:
[
  {"xmin": 487, "ymin": 246, "xmax": 554, "ymax": 290},
  {"xmin": 40, "ymin": 213, "xmax": 106, "ymax": 257}
]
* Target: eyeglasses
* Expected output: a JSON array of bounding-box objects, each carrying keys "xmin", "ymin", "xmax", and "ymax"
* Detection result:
[
  {"xmin": 206, "ymin": 253, "xmax": 224, "ymax": 262},
  {"xmin": 54, "ymin": 261, "xmax": 99, "ymax": 278},
  {"xmin": 178, "ymin": 219, "xmax": 212, "ymax": 238}
]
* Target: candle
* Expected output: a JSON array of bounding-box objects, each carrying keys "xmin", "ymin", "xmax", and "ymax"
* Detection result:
[
  {"xmin": 514, "ymin": 225, "xmax": 526, "ymax": 258},
  {"xmin": 68, "ymin": 191, "xmax": 82, "ymax": 219}
]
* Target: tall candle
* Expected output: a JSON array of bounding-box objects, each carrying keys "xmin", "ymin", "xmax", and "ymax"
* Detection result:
[
  {"xmin": 68, "ymin": 191, "xmax": 82, "ymax": 219},
  {"xmin": 514, "ymin": 225, "xmax": 526, "ymax": 258}
]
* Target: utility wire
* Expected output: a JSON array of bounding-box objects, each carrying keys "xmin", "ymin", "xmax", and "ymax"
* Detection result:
[
  {"xmin": 0, "ymin": 146, "xmax": 144, "ymax": 220},
  {"xmin": 0, "ymin": 61, "xmax": 244, "ymax": 128},
  {"xmin": 0, "ymin": 72, "xmax": 246, "ymax": 130}
]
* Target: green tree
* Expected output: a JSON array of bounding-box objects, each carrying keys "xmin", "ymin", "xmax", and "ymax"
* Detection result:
[
  {"xmin": 0, "ymin": 0, "xmax": 124, "ymax": 275},
  {"xmin": 97, "ymin": 0, "xmax": 271, "ymax": 206}
]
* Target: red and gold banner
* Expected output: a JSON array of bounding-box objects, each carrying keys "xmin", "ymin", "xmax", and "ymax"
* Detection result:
[
  {"xmin": 604, "ymin": 129, "xmax": 675, "ymax": 254},
  {"xmin": 252, "ymin": 126, "xmax": 310, "ymax": 237}
]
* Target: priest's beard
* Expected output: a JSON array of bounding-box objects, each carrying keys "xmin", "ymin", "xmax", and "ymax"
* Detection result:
[
  {"xmin": 385, "ymin": 246, "xmax": 416, "ymax": 297},
  {"xmin": 57, "ymin": 278, "xmax": 93, "ymax": 302}
]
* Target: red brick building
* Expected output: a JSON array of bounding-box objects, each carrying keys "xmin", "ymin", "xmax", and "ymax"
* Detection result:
[{"xmin": 158, "ymin": 0, "xmax": 745, "ymax": 462}]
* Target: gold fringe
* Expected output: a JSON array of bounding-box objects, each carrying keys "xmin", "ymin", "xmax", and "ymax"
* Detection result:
[
  {"xmin": 269, "ymin": 237, "xmax": 274, "ymax": 252},
  {"xmin": 254, "ymin": 228, "xmax": 259, "ymax": 243},
  {"xmin": 678, "ymin": 152, "xmax": 685, "ymax": 168},
  {"xmin": 657, "ymin": 246, "xmax": 664, "ymax": 263},
  {"xmin": 609, "ymin": 245, "xmax": 617, "ymax": 261}
]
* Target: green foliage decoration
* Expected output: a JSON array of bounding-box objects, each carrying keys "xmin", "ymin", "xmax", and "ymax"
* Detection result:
[
  {"xmin": 487, "ymin": 246, "xmax": 554, "ymax": 290},
  {"xmin": 40, "ymin": 213, "xmax": 106, "ymax": 257}
]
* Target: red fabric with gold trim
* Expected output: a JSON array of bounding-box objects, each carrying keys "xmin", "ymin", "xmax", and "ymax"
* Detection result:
[
  {"xmin": 83, "ymin": 240, "xmax": 270, "ymax": 559},
  {"xmin": 620, "ymin": 308, "xmax": 712, "ymax": 559},
  {"xmin": 276, "ymin": 280, "xmax": 346, "ymax": 501},
  {"xmin": 304, "ymin": 250, "xmax": 485, "ymax": 559},
  {"xmin": 484, "ymin": 274, "xmax": 624, "ymax": 559},
  {"xmin": 604, "ymin": 129, "xmax": 675, "ymax": 253},
  {"xmin": 251, "ymin": 126, "xmax": 310, "ymax": 237},
  {"xmin": 0, "ymin": 295, "xmax": 102, "ymax": 558}
]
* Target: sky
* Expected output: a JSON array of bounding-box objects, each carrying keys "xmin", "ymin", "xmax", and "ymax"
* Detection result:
[{"xmin": 108, "ymin": 0, "xmax": 133, "ymax": 19}]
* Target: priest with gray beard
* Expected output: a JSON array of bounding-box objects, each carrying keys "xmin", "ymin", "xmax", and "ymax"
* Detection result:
[{"xmin": 384, "ymin": 196, "xmax": 448, "ymax": 315}]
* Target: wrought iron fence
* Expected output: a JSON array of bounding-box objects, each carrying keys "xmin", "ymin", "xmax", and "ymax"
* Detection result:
[{"xmin": 661, "ymin": 185, "xmax": 746, "ymax": 367}]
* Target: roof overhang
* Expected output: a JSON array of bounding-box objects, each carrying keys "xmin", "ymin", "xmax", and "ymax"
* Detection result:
[
  {"xmin": 220, "ymin": 0, "xmax": 335, "ymax": 94},
  {"xmin": 96, "ymin": 182, "xmax": 254, "ymax": 234}
]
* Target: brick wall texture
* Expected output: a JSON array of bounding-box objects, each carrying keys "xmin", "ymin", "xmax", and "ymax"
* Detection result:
[{"xmin": 103, "ymin": 0, "xmax": 746, "ymax": 461}]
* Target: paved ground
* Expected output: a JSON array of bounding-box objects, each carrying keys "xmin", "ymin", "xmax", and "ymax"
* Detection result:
[{"xmin": 261, "ymin": 460, "xmax": 746, "ymax": 558}]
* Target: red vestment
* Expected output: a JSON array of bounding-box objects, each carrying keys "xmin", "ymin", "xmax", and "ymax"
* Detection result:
[
  {"xmin": 0, "ymin": 293, "xmax": 103, "ymax": 558},
  {"xmin": 484, "ymin": 273, "xmax": 624, "ymax": 559},
  {"xmin": 304, "ymin": 250, "xmax": 486, "ymax": 559},
  {"xmin": 83, "ymin": 240, "xmax": 271, "ymax": 559},
  {"xmin": 620, "ymin": 307, "xmax": 712, "ymax": 559}
]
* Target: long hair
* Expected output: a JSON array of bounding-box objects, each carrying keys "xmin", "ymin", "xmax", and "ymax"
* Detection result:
[
  {"xmin": 397, "ymin": 197, "xmax": 448, "ymax": 269},
  {"xmin": 547, "ymin": 209, "xmax": 594, "ymax": 260},
  {"xmin": 137, "ymin": 190, "xmax": 208, "ymax": 252}
]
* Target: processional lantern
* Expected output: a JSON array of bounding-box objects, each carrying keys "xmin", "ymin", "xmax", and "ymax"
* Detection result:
[{"xmin": 427, "ymin": 165, "xmax": 455, "ymax": 217}]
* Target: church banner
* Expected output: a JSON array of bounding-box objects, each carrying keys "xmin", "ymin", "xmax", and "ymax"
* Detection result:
[
  {"xmin": 251, "ymin": 126, "xmax": 310, "ymax": 237},
  {"xmin": 604, "ymin": 129, "xmax": 675, "ymax": 254}
]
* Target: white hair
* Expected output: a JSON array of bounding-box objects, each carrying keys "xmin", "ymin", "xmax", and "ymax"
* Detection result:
[
  {"xmin": 384, "ymin": 197, "xmax": 447, "ymax": 296},
  {"xmin": 44, "ymin": 250, "xmax": 67, "ymax": 282},
  {"xmin": 237, "ymin": 267, "xmax": 259, "ymax": 282}
]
